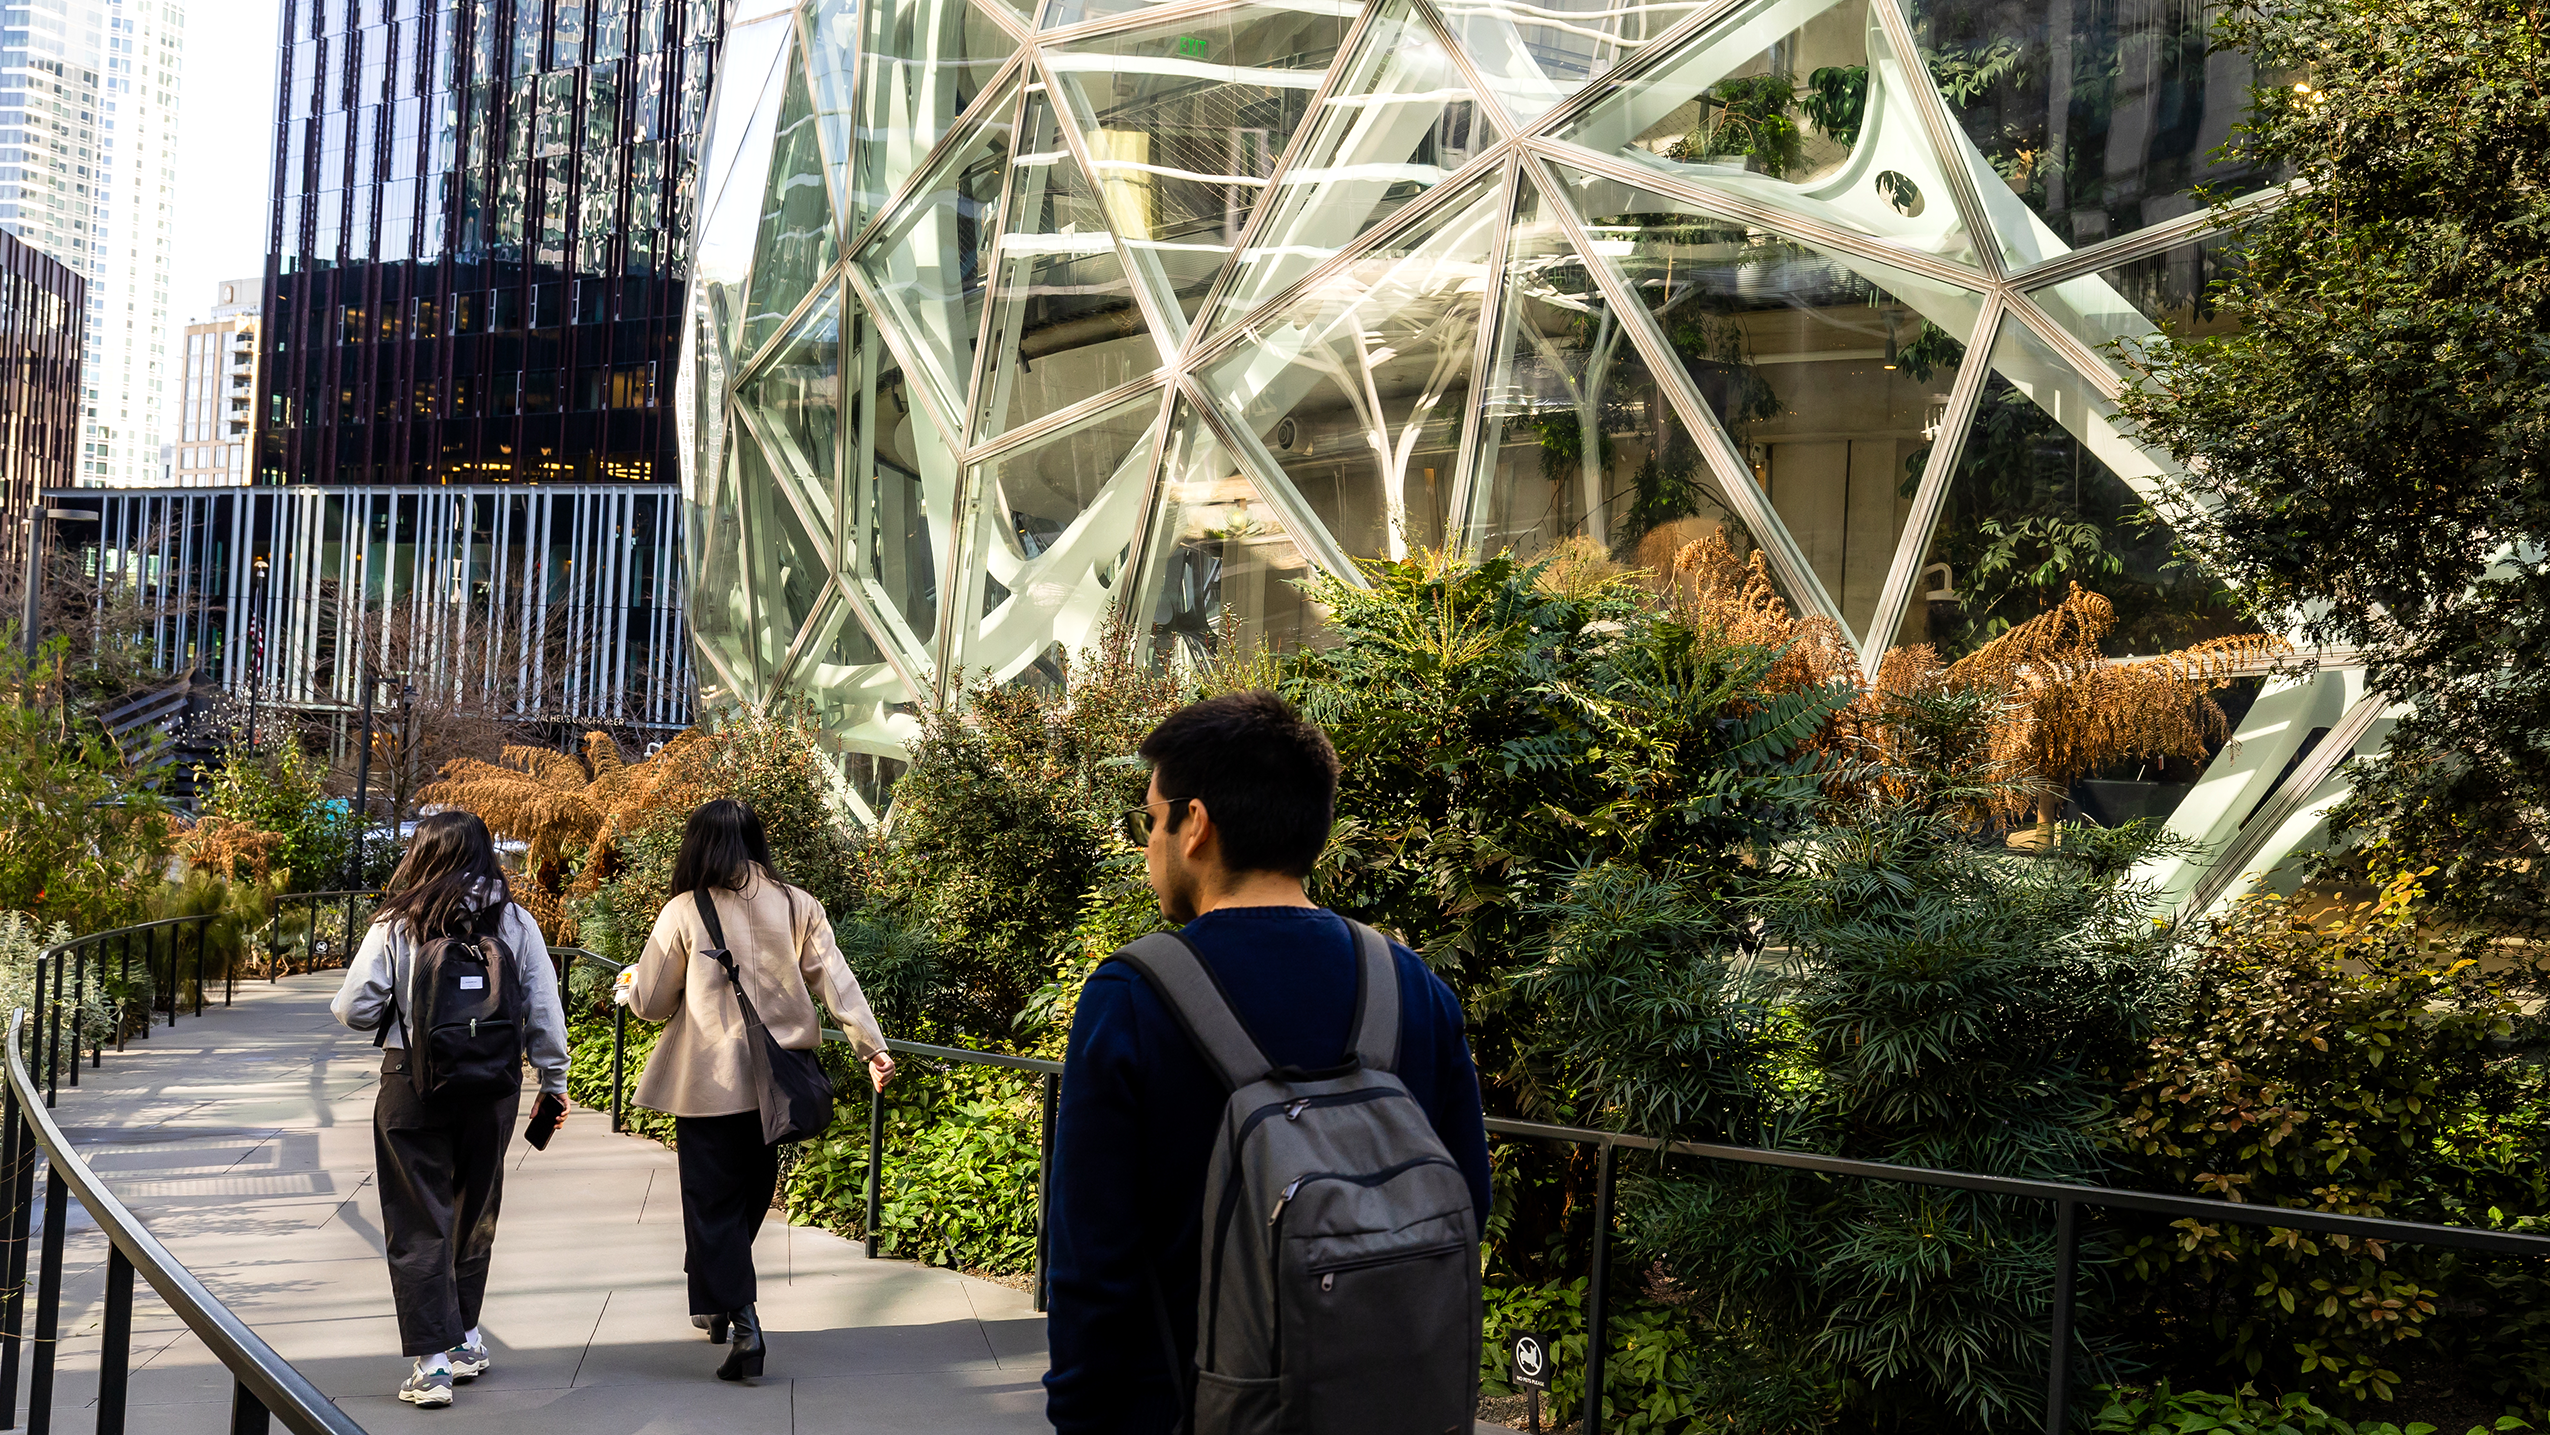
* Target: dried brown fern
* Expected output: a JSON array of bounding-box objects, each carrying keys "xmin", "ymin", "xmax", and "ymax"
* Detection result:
[
  {"xmin": 177, "ymin": 817, "xmax": 286, "ymax": 887},
  {"xmin": 1669, "ymin": 533, "xmax": 1862, "ymax": 694}
]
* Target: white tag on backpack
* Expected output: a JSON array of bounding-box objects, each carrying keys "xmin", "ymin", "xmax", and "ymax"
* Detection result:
[{"xmin": 459, "ymin": 976, "xmax": 485, "ymax": 990}]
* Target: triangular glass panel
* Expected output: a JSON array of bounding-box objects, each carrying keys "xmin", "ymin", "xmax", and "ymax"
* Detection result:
[
  {"xmin": 1555, "ymin": 0, "xmax": 1980, "ymax": 271},
  {"xmin": 852, "ymin": 0, "xmax": 1019, "ymax": 236},
  {"xmin": 1906, "ymin": 315, "xmax": 2258, "ymax": 660},
  {"xmin": 702, "ymin": 14, "xmax": 795, "ymax": 227},
  {"xmin": 741, "ymin": 39, "xmax": 842, "ymax": 363},
  {"xmin": 679, "ymin": 282, "xmax": 732, "ymax": 518},
  {"xmin": 1442, "ymin": 0, "xmax": 1718, "ymax": 130},
  {"xmin": 739, "ymin": 430, "xmax": 836, "ymax": 682},
  {"xmin": 1203, "ymin": 170, "xmax": 1504, "ymax": 566},
  {"xmin": 1905, "ymin": 0, "xmax": 2289, "ymax": 264},
  {"xmin": 804, "ymin": 0, "xmax": 861, "ymax": 215},
  {"xmin": 949, "ymin": 391, "xmax": 1163, "ymax": 683},
  {"xmin": 973, "ymin": 98, "xmax": 1163, "ymax": 442},
  {"xmin": 1551, "ymin": 160, "xmax": 1987, "ymax": 642},
  {"xmin": 845, "ymin": 302, "xmax": 961, "ymax": 676},
  {"xmin": 1133, "ymin": 397, "xmax": 1330, "ymax": 674},
  {"xmin": 690, "ymin": 432, "xmax": 763, "ymax": 699},
  {"xmin": 735, "ymin": 283, "xmax": 844, "ymax": 551},
  {"xmin": 1472, "ymin": 171, "xmax": 1769, "ymax": 586},
  {"xmin": 1044, "ymin": 3, "xmax": 1355, "ymax": 332},
  {"xmin": 2025, "ymin": 227, "xmax": 2243, "ymax": 379},
  {"xmin": 694, "ymin": 24, "xmax": 792, "ymax": 368},
  {"xmin": 791, "ymin": 587, "xmax": 920, "ymax": 825},
  {"xmin": 855, "ymin": 70, "xmax": 1019, "ymax": 428},
  {"xmin": 1205, "ymin": 0, "xmax": 1497, "ymax": 334}
]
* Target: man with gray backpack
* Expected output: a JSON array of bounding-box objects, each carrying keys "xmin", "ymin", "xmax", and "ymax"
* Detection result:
[{"xmin": 1045, "ymin": 691, "xmax": 1493, "ymax": 1435}]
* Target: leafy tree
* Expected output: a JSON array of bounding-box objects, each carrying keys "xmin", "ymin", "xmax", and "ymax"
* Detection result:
[
  {"xmin": 0, "ymin": 643, "xmax": 173, "ymax": 929},
  {"xmin": 2114, "ymin": 0, "xmax": 2550, "ymax": 940},
  {"xmin": 858, "ymin": 635, "xmax": 1185, "ymax": 1046}
]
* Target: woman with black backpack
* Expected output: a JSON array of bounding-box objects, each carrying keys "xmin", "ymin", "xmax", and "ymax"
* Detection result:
[
  {"xmin": 616, "ymin": 798, "xmax": 897, "ymax": 1381},
  {"xmin": 330, "ymin": 811, "xmax": 572, "ymax": 1409}
]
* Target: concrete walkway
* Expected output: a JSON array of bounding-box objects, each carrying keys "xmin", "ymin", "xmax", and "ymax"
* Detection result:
[{"xmin": 20, "ymin": 972, "xmax": 1046, "ymax": 1432}]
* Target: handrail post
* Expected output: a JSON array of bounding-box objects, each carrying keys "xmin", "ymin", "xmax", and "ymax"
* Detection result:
[
  {"xmin": 227, "ymin": 1380, "xmax": 270, "ymax": 1435},
  {"xmin": 116, "ymin": 934, "xmax": 130, "ymax": 1052},
  {"xmin": 0, "ymin": 1082, "xmax": 29, "ymax": 1426},
  {"xmin": 1033, "ymin": 1071, "xmax": 1057, "ymax": 1314},
  {"xmin": 608, "ymin": 1005, "xmax": 626, "ymax": 1134},
  {"xmin": 162, "ymin": 925, "xmax": 174, "ymax": 1030},
  {"xmin": 96, "ymin": 1245, "xmax": 133, "ymax": 1435},
  {"xmin": 66, "ymin": 955, "xmax": 81, "ymax": 1085},
  {"xmin": 2043, "ymin": 1197, "xmax": 2079, "ymax": 1435},
  {"xmin": 1583, "ymin": 1138, "xmax": 1616, "ymax": 1435},
  {"xmin": 342, "ymin": 894, "xmax": 357, "ymax": 972},
  {"xmin": 864, "ymin": 1080, "xmax": 885, "ymax": 1259},
  {"xmin": 27, "ymin": 1163, "xmax": 65, "ymax": 1433},
  {"xmin": 225, "ymin": 912, "xmax": 237, "ymax": 1007},
  {"xmin": 42, "ymin": 958, "xmax": 61, "ymax": 1109}
]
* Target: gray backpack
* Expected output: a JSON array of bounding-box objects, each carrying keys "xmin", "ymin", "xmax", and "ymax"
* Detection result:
[{"xmin": 1115, "ymin": 921, "xmax": 1481, "ymax": 1435}]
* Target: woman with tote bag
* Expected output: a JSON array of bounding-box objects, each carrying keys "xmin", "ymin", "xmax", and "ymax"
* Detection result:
[{"xmin": 618, "ymin": 799, "xmax": 896, "ymax": 1380}]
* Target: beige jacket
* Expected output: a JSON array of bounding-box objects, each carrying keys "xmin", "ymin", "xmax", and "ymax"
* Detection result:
[{"xmin": 627, "ymin": 874, "xmax": 887, "ymax": 1119}]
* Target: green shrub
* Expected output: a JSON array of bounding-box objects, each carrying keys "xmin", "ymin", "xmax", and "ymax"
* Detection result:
[
  {"xmin": 2089, "ymin": 1382, "xmax": 2534, "ymax": 1435},
  {"xmin": 1479, "ymin": 1277, "xmax": 1835, "ymax": 1434},
  {"xmin": 197, "ymin": 743, "xmax": 347, "ymax": 893},
  {"xmin": 2110, "ymin": 876, "xmax": 2550, "ymax": 1408},
  {"xmin": 784, "ymin": 1063, "xmax": 1043, "ymax": 1274},
  {"xmin": 857, "ymin": 634, "xmax": 1182, "ymax": 1047}
]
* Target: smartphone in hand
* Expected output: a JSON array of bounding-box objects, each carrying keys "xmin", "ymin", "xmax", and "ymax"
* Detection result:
[{"xmin": 526, "ymin": 1092, "xmax": 568, "ymax": 1150}]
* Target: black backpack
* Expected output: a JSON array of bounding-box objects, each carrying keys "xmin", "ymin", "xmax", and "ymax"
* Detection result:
[
  {"xmin": 378, "ymin": 905, "xmax": 527, "ymax": 1100},
  {"xmin": 1113, "ymin": 921, "xmax": 1481, "ymax": 1435}
]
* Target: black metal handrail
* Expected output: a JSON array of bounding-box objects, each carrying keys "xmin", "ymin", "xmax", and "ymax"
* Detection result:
[
  {"xmin": 1, "ymin": 1008, "xmax": 365, "ymax": 1434},
  {"xmin": 255, "ymin": 891, "xmax": 384, "ymax": 981},
  {"xmin": 569, "ymin": 963, "xmax": 2550, "ymax": 1435}
]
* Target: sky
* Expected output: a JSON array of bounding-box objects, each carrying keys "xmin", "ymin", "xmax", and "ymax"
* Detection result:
[{"xmin": 165, "ymin": 0, "xmax": 287, "ymax": 442}]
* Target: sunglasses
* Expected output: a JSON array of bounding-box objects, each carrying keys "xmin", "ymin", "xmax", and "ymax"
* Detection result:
[{"xmin": 1120, "ymin": 797, "xmax": 1193, "ymax": 847}]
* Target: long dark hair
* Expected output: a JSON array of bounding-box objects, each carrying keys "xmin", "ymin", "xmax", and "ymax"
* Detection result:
[
  {"xmin": 374, "ymin": 811, "xmax": 509, "ymax": 939},
  {"xmin": 669, "ymin": 799, "xmax": 790, "ymax": 904}
]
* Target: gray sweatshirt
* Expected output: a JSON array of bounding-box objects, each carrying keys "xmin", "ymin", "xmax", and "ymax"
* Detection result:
[{"xmin": 328, "ymin": 894, "xmax": 572, "ymax": 1096}]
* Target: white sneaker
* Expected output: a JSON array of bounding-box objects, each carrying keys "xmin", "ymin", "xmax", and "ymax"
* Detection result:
[{"xmin": 399, "ymin": 1361, "xmax": 454, "ymax": 1407}]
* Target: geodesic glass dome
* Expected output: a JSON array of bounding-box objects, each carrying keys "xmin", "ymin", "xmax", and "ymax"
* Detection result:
[{"xmin": 679, "ymin": 0, "xmax": 2371, "ymax": 908}]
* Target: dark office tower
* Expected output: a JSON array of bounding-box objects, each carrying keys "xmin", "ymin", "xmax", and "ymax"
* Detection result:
[
  {"xmin": 0, "ymin": 226, "xmax": 82, "ymax": 594},
  {"xmin": 256, "ymin": 0, "xmax": 723, "ymax": 488}
]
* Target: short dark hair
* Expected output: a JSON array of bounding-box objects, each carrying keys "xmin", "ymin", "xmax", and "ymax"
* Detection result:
[
  {"xmin": 670, "ymin": 798, "xmax": 782, "ymax": 898},
  {"xmin": 1139, "ymin": 690, "xmax": 1340, "ymax": 878}
]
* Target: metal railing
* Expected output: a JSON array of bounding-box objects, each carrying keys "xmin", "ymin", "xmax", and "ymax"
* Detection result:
[
  {"xmin": 568, "ymin": 952, "xmax": 2550, "ymax": 1435},
  {"xmin": 253, "ymin": 891, "xmax": 383, "ymax": 980},
  {"xmin": 1, "ymin": 1005, "xmax": 364, "ymax": 1434},
  {"xmin": 564, "ymin": 952, "xmax": 1069, "ymax": 1309}
]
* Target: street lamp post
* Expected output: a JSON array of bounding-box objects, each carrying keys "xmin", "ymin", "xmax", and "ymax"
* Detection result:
[
  {"xmin": 350, "ymin": 666, "xmax": 376, "ymax": 889},
  {"xmin": 246, "ymin": 555, "xmax": 269, "ymax": 750},
  {"xmin": 19, "ymin": 505, "xmax": 100, "ymax": 659}
]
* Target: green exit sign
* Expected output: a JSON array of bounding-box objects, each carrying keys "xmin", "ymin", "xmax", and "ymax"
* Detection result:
[{"xmin": 1176, "ymin": 34, "xmax": 1209, "ymax": 57}]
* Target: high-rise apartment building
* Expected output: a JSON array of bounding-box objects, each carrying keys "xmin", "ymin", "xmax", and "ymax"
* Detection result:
[
  {"xmin": 0, "ymin": 0, "xmax": 183, "ymax": 488},
  {"xmin": 0, "ymin": 223, "xmax": 82, "ymax": 589},
  {"xmin": 173, "ymin": 275, "xmax": 256, "ymax": 485},
  {"xmin": 255, "ymin": 0, "xmax": 717, "ymax": 488}
]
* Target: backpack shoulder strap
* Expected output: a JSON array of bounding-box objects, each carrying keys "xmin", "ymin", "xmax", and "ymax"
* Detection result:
[
  {"xmin": 1110, "ymin": 932, "xmax": 1270, "ymax": 1092},
  {"xmin": 1345, "ymin": 920, "xmax": 1400, "ymax": 1074}
]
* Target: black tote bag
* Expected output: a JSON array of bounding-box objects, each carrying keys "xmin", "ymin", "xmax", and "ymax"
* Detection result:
[{"xmin": 693, "ymin": 888, "xmax": 837, "ymax": 1145}]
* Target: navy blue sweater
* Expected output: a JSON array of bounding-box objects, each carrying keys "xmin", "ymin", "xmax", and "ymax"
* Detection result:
[{"xmin": 1041, "ymin": 906, "xmax": 1493, "ymax": 1434}]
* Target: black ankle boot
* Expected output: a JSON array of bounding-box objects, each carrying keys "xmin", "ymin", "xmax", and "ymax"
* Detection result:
[
  {"xmin": 715, "ymin": 1305, "xmax": 764, "ymax": 1381},
  {"xmin": 706, "ymin": 1314, "xmax": 729, "ymax": 1345}
]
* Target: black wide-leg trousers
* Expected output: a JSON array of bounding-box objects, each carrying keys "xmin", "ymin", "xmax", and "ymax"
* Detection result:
[
  {"xmin": 675, "ymin": 1112, "xmax": 778, "ymax": 1316},
  {"xmin": 374, "ymin": 1052, "xmax": 520, "ymax": 1356}
]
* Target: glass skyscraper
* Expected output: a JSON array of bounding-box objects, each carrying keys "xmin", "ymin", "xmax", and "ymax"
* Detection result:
[
  {"xmin": 255, "ymin": 0, "xmax": 723, "ymax": 489},
  {"xmin": 0, "ymin": 0, "xmax": 184, "ymax": 489}
]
